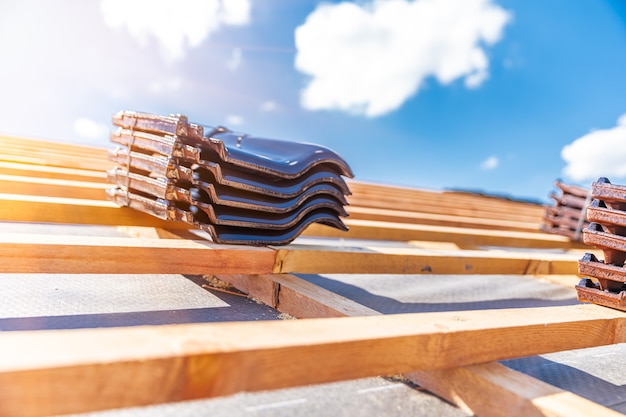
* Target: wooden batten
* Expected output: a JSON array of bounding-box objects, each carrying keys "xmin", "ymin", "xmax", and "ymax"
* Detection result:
[
  {"xmin": 0, "ymin": 305, "xmax": 623, "ymax": 417},
  {"xmin": 0, "ymin": 193, "xmax": 189, "ymax": 228},
  {"xmin": 305, "ymin": 219, "xmax": 587, "ymax": 249},
  {"xmin": 347, "ymin": 205, "xmax": 543, "ymax": 233},
  {"xmin": 0, "ymin": 161, "xmax": 106, "ymax": 182},
  {"xmin": 0, "ymin": 230, "xmax": 581, "ymax": 275},
  {"xmin": 0, "ymin": 174, "xmax": 108, "ymax": 200}
]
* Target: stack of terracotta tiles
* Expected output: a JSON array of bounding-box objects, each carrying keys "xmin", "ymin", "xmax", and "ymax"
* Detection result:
[
  {"xmin": 576, "ymin": 177, "xmax": 626, "ymax": 310},
  {"xmin": 542, "ymin": 180, "xmax": 590, "ymax": 241},
  {"xmin": 106, "ymin": 110, "xmax": 353, "ymax": 245}
]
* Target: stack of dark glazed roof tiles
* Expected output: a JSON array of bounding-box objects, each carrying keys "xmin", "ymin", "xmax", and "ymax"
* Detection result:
[
  {"xmin": 576, "ymin": 177, "xmax": 626, "ymax": 311},
  {"xmin": 541, "ymin": 180, "xmax": 590, "ymax": 241},
  {"xmin": 106, "ymin": 111, "xmax": 353, "ymax": 245}
]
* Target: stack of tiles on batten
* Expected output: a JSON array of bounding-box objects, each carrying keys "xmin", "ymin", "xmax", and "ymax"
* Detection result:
[
  {"xmin": 576, "ymin": 177, "xmax": 626, "ymax": 310},
  {"xmin": 106, "ymin": 110, "xmax": 353, "ymax": 246},
  {"xmin": 542, "ymin": 180, "xmax": 590, "ymax": 241}
]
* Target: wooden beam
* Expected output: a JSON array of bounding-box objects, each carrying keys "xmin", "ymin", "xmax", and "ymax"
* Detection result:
[
  {"xmin": 304, "ymin": 219, "xmax": 588, "ymax": 249},
  {"xmin": 0, "ymin": 134, "xmax": 108, "ymax": 158},
  {"xmin": 0, "ymin": 152, "xmax": 111, "ymax": 171},
  {"xmin": 347, "ymin": 181, "xmax": 545, "ymax": 222},
  {"xmin": 272, "ymin": 244, "xmax": 580, "ymax": 275},
  {"xmin": 0, "ymin": 174, "xmax": 108, "ymax": 200},
  {"xmin": 214, "ymin": 274, "xmax": 380, "ymax": 318},
  {"xmin": 0, "ymin": 193, "xmax": 190, "ymax": 228},
  {"xmin": 0, "ymin": 233, "xmax": 276, "ymax": 274},
  {"xmin": 347, "ymin": 199, "xmax": 543, "ymax": 224},
  {"xmin": 407, "ymin": 363, "xmax": 625, "ymax": 417},
  {"xmin": 0, "ymin": 161, "xmax": 106, "ymax": 182},
  {"xmin": 348, "ymin": 206, "xmax": 543, "ymax": 233},
  {"xmin": 0, "ymin": 138, "xmax": 109, "ymax": 164},
  {"xmin": 0, "ymin": 304, "xmax": 623, "ymax": 417},
  {"xmin": 0, "ymin": 232, "xmax": 580, "ymax": 275},
  {"xmin": 347, "ymin": 180, "xmax": 545, "ymax": 211}
]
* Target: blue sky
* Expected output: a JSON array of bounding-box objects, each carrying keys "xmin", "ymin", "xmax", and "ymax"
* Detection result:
[{"xmin": 1, "ymin": 0, "xmax": 626, "ymax": 203}]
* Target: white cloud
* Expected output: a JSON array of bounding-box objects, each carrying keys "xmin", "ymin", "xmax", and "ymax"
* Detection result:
[
  {"xmin": 294, "ymin": 0, "xmax": 511, "ymax": 117},
  {"xmin": 220, "ymin": 0, "xmax": 251, "ymax": 25},
  {"xmin": 465, "ymin": 71, "xmax": 488, "ymax": 89},
  {"xmin": 100, "ymin": 0, "xmax": 251, "ymax": 62},
  {"xmin": 73, "ymin": 118, "xmax": 110, "ymax": 142},
  {"xmin": 480, "ymin": 155, "xmax": 499, "ymax": 170},
  {"xmin": 147, "ymin": 77, "xmax": 183, "ymax": 94},
  {"xmin": 227, "ymin": 47, "xmax": 243, "ymax": 71},
  {"xmin": 226, "ymin": 114, "xmax": 244, "ymax": 126},
  {"xmin": 260, "ymin": 100, "xmax": 278, "ymax": 112},
  {"xmin": 562, "ymin": 114, "xmax": 626, "ymax": 182}
]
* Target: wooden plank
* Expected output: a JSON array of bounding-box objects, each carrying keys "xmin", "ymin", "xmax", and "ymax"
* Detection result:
[
  {"xmin": 348, "ymin": 206, "xmax": 543, "ymax": 232},
  {"xmin": 407, "ymin": 363, "xmax": 625, "ymax": 417},
  {"xmin": 0, "ymin": 193, "xmax": 191, "ymax": 228},
  {"xmin": 304, "ymin": 220, "xmax": 588, "ymax": 249},
  {"xmin": 0, "ymin": 231, "xmax": 580, "ymax": 275},
  {"xmin": 0, "ymin": 174, "xmax": 108, "ymax": 200},
  {"xmin": 347, "ymin": 182, "xmax": 545, "ymax": 222},
  {"xmin": 0, "ymin": 144, "xmax": 107, "ymax": 161},
  {"xmin": 0, "ymin": 134, "xmax": 108, "ymax": 158},
  {"xmin": 348, "ymin": 180, "xmax": 545, "ymax": 212},
  {"xmin": 0, "ymin": 233, "xmax": 276, "ymax": 274},
  {"xmin": 0, "ymin": 135, "xmax": 107, "ymax": 161},
  {"xmin": 0, "ymin": 161, "xmax": 106, "ymax": 182},
  {"xmin": 214, "ymin": 274, "xmax": 380, "ymax": 318},
  {"xmin": 272, "ymin": 244, "xmax": 579, "ymax": 275},
  {"xmin": 215, "ymin": 273, "xmax": 620, "ymax": 417},
  {"xmin": 0, "ymin": 151, "xmax": 112, "ymax": 171},
  {"xmin": 0, "ymin": 304, "xmax": 623, "ymax": 417},
  {"xmin": 347, "ymin": 197, "xmax": 544, "ymax": 224}
]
